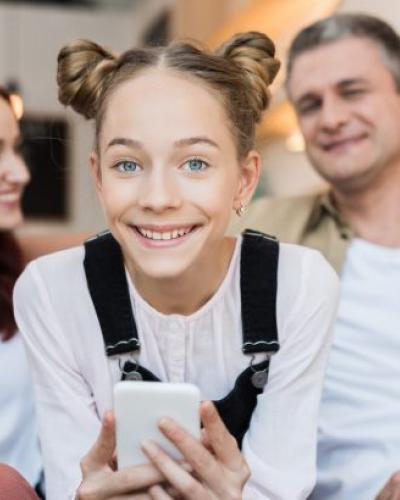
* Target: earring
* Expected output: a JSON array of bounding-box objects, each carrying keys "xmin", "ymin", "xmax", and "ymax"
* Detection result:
[{"xmin": 235, "ymin": 203, "xmax": 247, "ymax": 217}]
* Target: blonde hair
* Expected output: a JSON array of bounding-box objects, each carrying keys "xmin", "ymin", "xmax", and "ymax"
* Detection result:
[{"xmin": 57, "ymin": 32, "xmax": 280, "ymax": 158}]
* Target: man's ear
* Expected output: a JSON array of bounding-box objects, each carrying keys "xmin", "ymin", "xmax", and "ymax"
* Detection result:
[
  {"xmin": 233, "ymin": 150, "xmax": 261, "ymax": 212},
  {"xmin": 89, "ymin": 151, "xmax": 102, "ymax": 194}
]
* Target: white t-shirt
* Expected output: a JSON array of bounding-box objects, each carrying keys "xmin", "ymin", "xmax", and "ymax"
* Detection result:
[
  {"xmin": 14, "ymin": 236, "xmax": 339, "ymax": 500},
  {"xmin": 0, "ymin": 332, "xmax": 42, "ymax": 486},
  {"xmin": 311, "ymin": 238, "xmax": 400, "ymax": 499}
]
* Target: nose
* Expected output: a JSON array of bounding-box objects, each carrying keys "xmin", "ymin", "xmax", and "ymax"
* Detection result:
[
  {"xmin": 137, "ymin": 166, "xmax": 181, "ymax": 213},
  {"xmin": 318, "ymin": 94, "xmax": 349, "ymax": 133},
  {"xmin": 0, "ymin": 152, "xmax": 30, "ymax": 186}
]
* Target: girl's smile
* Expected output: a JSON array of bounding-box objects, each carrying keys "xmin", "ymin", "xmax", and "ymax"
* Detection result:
[{"xmin": 131, "ymin": 224, "xmax": 200, "ymax": 248}]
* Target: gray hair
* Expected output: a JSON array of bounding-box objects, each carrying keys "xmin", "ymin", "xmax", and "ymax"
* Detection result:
[{"xmin": 287, "ymin": 13, "xmax": 400, "ymax": 89}]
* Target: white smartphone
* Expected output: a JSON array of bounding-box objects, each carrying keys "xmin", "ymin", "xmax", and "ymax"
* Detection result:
[{"xmin": 114, "ymin": 381, "xmax": 201, "ymax": 468}]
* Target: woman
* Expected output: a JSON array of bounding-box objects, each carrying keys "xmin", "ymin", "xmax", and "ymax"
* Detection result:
[
  {"xmin": 0, "ymin": 87, "xmax": 43, "ymax": 494},
  {"xmin": 14, "ymin": 32, "xmax": 339, "ymax": 499},
  {"xmin": 0, "ymin": 86, "xmax": 87, "ymax": 499}
]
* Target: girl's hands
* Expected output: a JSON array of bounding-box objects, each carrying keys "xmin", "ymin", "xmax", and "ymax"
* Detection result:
[
  {"xmin": 76, "ymin": 402, "xmax": 250, "ymax": 500},
  {"xmin": 142, "ymin": 401, "xmax": 250, "ymax": 500},
  {"xmin": 76, "ymin": 411, "xmax": 163, "ymax": 499}
]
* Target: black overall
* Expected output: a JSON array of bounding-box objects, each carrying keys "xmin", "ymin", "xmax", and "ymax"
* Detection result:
[{"xmin": 84, "ymin": 229, "xmax": 280, "ymax": 447}]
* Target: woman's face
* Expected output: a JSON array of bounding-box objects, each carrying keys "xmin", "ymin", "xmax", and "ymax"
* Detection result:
[
  {"xmin": 0, "ymin": 98, "xmax": 30, "ymax": 230},
  {"xmin": 92, "ymin": 68, "xmax": 259, "ymax": 280}
]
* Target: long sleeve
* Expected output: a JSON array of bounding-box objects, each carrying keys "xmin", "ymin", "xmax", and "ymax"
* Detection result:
[
  {"xmin": 242, "ymin": 249, "xmax": 339, "ymax": 499},
  {"xmin": 13, "ymin": 261, "xmax": 103, "ymax": 500}
]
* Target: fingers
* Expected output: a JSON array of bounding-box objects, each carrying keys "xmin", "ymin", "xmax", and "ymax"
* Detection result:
[
  {"xmin": 142, "ymin": 440, "xmax": 208, "ymax": 500},
  {"xmin": 78, "ymin": 463, "xmax": 166, "ymax": 499},
  {"xmin": 148, "ymin": 484, "xmax": 174, "ymax": 500},
  {"xmin": 376, "ymin": 472, "xmax": 400, "ymax": 500},
  {"xmin": 105, "ymin": 464, "xmax": 167, "ymax": 497},
  {"xmin": 109, "ymin": 495, "xmax": 151, "ymax": 500},
  {"xmin": 144, "ymin": 406, "xmax": 248, "ymax": 500},
  {"xmin": 160, "ymin": 415, "xmax": 226, "ymax": 489},
  {"xmin": 200, "ymin": 401, "xmax": 243, "ymax": 471},
  {"xmin": 81, "ymin": 410, "xmax": 116, "ymax": 474}
]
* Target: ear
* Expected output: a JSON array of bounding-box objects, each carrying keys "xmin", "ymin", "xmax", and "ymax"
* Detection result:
[
  {"xmin": 89, "ymin": 151, "xmax": 102, "ymax": 194},
  {"xmin": 233, "ymin": 150, "xmax": 261, "ymax": 212}
]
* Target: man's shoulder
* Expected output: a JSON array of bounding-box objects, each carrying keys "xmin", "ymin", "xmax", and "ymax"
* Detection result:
[
  {"xmin": 248, "ymin": 192, "xmax": 320, "ymax": 216},
  {"xmin": 232, "ymin": 192, "xmax": 324, "ymax": 243}
]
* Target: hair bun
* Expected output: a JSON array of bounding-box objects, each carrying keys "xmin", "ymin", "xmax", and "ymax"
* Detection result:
[
  {"xmin": 57, "ymin": 39, "xmax": 118, "ymax": 119},
  {"xmin": 217, "ymin": 31, "xmax": 280, "ymax": 121}
]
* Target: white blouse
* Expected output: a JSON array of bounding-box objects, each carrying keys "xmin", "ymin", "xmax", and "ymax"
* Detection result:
[
  {"xmin": 14, "ymin": 236, "xmax": 339, "ymax": 500},
  {"xmin": 0, "ymin": 333, "xmax": 42, "ymax": 486}
]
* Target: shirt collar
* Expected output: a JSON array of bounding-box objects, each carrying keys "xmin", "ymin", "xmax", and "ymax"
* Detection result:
[{"xmin": 307, "ymin": 190, "xmax": 352, "ymax": 236}]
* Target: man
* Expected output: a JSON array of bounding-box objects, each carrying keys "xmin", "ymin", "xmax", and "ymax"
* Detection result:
[{"xmin": 235, "ymin": 13, "xmax": 400, "ymax": 500}]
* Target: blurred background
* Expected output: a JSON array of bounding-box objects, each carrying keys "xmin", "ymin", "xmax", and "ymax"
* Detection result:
[{"xmin": 1, "ymin": 0, "xmax": 399, "ymax": 235}]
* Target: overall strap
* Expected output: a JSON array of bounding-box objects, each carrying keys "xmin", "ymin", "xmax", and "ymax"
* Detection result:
[
  {"xmin": 240, "ymin": 229, "xmax": 280, "ymax": 355},
  {"xmin": 84, "ymin": 231, "xmax": 140, "ymax": 356},
  {"xmin": 212, "ymin": 229, "xmax": 280, "ymax": 446}
]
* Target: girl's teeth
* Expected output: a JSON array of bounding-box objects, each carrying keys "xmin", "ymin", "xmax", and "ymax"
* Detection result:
[{"xmin": 137, "ymin": 227, "xmax": 191, "ymax": 240}]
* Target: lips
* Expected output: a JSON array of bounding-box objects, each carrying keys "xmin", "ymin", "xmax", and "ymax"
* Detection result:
[
  {"xmin": 0, "ymin": 191, "xmax": 21, "ymax": 210},
  {"xmin": 320, "ymin": 133, "xmax": 367, "ymax": 151},
  {"xmin": 0, "ymin": 191, "xmax": 20, "ymax": 203}
]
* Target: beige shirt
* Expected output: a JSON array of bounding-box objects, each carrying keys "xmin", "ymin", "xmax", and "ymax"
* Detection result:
[{"xmin": 231, "ymin": 191, "xmax": 353, "ymax": 273}]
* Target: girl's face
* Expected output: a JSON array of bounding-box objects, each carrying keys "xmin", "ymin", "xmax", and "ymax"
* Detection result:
[
  {"xmin": 0, "ymin": 98, "xmax": 30, "ymax": 230},
  {"xmin": 92, "ymin": 69, "xmax": 259, "ymax": 280}
]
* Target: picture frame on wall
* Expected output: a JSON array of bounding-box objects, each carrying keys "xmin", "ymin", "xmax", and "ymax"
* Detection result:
[{"xmin": 20, "ymin": 115, "xmax": 70, "ymax": 221}]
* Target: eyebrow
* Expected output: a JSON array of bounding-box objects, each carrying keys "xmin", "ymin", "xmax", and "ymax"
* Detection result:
[
  {"xmin": 336, "ymin": 77, "xmax": 370, "ymax": 89},
  {"xmin": 106, "ymin": 136, "xmax": 220, "ymax": 151},
  {"xmin": 174, "ymin": 136, "xmax": 220, "ymax": 149},
  {"xmin": 106, "ymin": 137, "xmax": 143, "ymax": 151}
]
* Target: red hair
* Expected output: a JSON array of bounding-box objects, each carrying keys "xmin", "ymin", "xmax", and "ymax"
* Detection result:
[
  {"xmin": 0, "ymin": 86, "xmax": 11, "ymax": 108},
  {"xmin": 0, "ymin": 87, "xmax": 23, "ymax": 341},
  {"xmin": 0, "ymin": 232, "xmax": 23, "ymax": 340}
]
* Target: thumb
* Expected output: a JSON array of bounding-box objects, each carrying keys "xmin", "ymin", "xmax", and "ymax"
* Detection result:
[{"xmin": 82, "ymin": 410, "xmax": 116, "ymax": 473}]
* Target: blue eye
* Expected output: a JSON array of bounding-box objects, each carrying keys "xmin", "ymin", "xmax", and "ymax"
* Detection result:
[
  {"xmin": 115, "ymin": 160, "xmax": 140, "ymax": 173},
  {"xmin": 183, "ymin": 158, "xmax": 208, "ymax": 172}
]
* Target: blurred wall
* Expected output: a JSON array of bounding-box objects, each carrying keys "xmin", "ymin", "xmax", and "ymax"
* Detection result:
[
  {"xmin": 339, "ymin": 0, "xmax": 400, "ymax": 31},
  {"xmin": 171, "ymin": 0, "xmax": 247, "ymax": 41}
]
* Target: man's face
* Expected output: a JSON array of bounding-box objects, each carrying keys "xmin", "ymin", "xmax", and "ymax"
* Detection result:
[{"xmin": 288, "ymin": 36, "xmax": 400, "ymax": 192}]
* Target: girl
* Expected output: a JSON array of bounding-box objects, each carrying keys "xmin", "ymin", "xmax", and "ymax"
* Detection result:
[{"xmin": 14, "ymin": 32, "xmax": 339, "ymax": 499}]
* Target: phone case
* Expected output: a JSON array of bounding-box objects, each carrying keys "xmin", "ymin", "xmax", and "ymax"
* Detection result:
[{"xmin": 114, "ymin": 381, "xmax": 201, "ymax": 468}]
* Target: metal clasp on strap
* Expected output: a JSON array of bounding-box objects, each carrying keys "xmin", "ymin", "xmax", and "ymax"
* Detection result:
[
  {"xmin": 118, "ymin": 357, "xmax": 143, "ymax": 381},
  {"xmin": 249, "ymin": 353, "xmax": 273, "ymax": 389}
]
